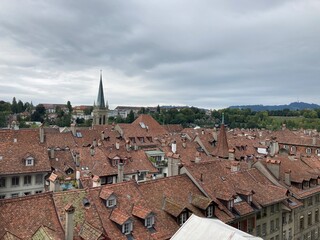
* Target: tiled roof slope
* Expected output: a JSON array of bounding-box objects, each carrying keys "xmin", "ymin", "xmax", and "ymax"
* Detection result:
[
  {"xmin": 89, "ymin": 180, "xmax": 169, "ymax": 240},
  {"xmin": 0, "ymin": 129, "xmax": 51, "ymax": 175},
  {"xmin": 138, "ymin": 174, "xmax": 228, "ymax": 235},
  {"xmin": 183, "ymin": 160, "xmax": 288, "ymax": 216},
  {"xmin": 53, "ymin": 189, "xmax": 105, "ymax": 239},
  {"xmin": 0, "ymin": 192, "xmax": 64, "ymax": 239}
]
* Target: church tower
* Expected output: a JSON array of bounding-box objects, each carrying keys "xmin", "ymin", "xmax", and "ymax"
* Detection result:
[{"xmin": 92, "ymin": 71, "xmax": 108, "ymax": 125}]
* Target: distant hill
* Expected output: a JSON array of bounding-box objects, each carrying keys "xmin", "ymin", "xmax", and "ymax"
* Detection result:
[{"xmin": 229, "ymin": 102, "xmax": 320, "ymax": 111}]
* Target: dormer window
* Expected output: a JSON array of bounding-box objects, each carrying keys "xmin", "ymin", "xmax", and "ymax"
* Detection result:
[
  {"xmin": 228, "ymin": 200, "xmax": 234, "ymax": 210},
  {"xmin": 106, "ymin": 195, "xmax": 117, "ymax": 208},
  {"xmin": 179, "ymin": 212, "xmax": 188, "ymax": 225},
  {"xmin": 206, "ymin": 205, "xmax": 214, "ymax": 218},
  {"xmin": 234, "ymin": 196, "xmax": 242, "ymax": 204},
  {"xmin": 306, "ymin": 148, "xmax": 312, "ymax": 155},
  {"xmin": 122, "ymin": 220, "xmax": 133, "ymax": 235},
  {"xmin": 26, "ymin": 157, "xmax": 34, "ymax": 166},
  {"xmin": 145, "ymin": 215, "xmax": 155, "ymax": 228}
]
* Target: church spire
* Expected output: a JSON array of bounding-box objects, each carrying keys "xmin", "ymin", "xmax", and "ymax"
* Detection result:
[{"xmin": 96, "ymin": 70, "xmax": 106, "ymax": 109}]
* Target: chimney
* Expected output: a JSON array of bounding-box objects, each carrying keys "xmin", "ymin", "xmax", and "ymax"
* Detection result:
[
  {"xmin": 117, "ymin": 162, "xmax": 124, "ymax": 183},
  {"xmin": 92, "ymin": 139, "xmax": 97, "ymax": 147},
  {"xmin": 116, "ymin": 141, "xmax": 120, "ymax": 150},
  {"xmin": 228, "ymin": 149, "xmax": 235, "ymax": 161},
  {"xmin": 195, "ymin": 152, "xmax": 201, "ymax": 163},
  {"xmin": 101, "ymin": 131, "xmax": 105, "ymax": 140},
  {"xmin": 39, "ymin": 125, "xmax": 44, "ymax": 143},
  {"xmin": 64, "ymin": 204, "xmax": 75, "ymax": 240},
  {"xmin": 50, "ymin": 148, "xmax": 55, "ymax": 159},
  {"xmin": 312, "ymin": 137, "xmax": 316, "ymax": 145},
  {"xmin": 76, "ymin": 170, "xmax": 80, "ymax": 188},
  {"xmin": 90, "ymin": 145, "xmax": 95, "ymax": 156},
  {"xmin": 92, "ymin": 175, "xmax": 101, "ymax": 187},
  {"xmin": 125, "ymin": 140, "xmax": 131, "ymax": 151},
  {"xmin": 201, "ymin": 129, "xmax": 205, "ymax": 135},
  {"xmin": 49, "ymin": 173, "xmax": 60, "ymax": 192},
  {"xmin": 75, "ymin": 153, "xmax": 80, "ymax": 166},
  {"xmin": 266, "ymin": 158, "xmax": 281, "ymax": 179},
  {"xmin": 70, "ymin": 123, "xmax": 76, "ymax": 136},
  {"xmin": 285, "ymin": 170, "xmax": 291, "ymax": 186},
  {"xmin": 269, "ymin": 141, "xmax": 279, "ymax": 157},
  {"xmin": 231, "ymin": 162, "xmax": 240, "ymax": 173},
  {"xmin": 171, "ymin": 141, "xmax": 177, "ymax": 154},
  {"xmin": 182, "ymin": 142, "xmax": 186, "ymax": 148},
  {"xmin": 212, "ymin": 128, "xmax": 218, "ymax": 141}
]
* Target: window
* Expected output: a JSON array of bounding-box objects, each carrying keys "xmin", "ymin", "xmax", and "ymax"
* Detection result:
[
  {"xmin": 145, "ymin": 216, "xmax": 154, "ymax": 228},
  {"xmin": 316, "ymin": 194, "xmax": 320, "ymax": 203},
  {"xmin": 262, "ymin": 208, "xmax": 267, "ymax": 217},
  {"xmin": 306, "ymin": 148, "xmax": 312, "ymax": 155},
  {"xmin": 106, "ymin": 197, "xmax": 116, "ymax": 208},
  {"xmin": 275, "ymin": 235, "xmax": 279, "ymax": 240},
  {"xmin": 283, "ymin": 230, "xmax": 286, "ymax": 239},
  {"xmin": 122, "ymin": 221, "xmax": 132, "ymax": 235},
  {"xmin": 206, "ymin": 205, "xmax": 214, "ymax": 217},
  {"xmin": 308, "ymin": 212, "xmax": 312, "ymax": 226},
  {"xmin": 26, "ymin": 157, "xmax": 34, "ymax": 166},
  {"xmin": 300, "ymin": 216, "xmax": 304, "ymax": 230},
  {"xmin": 106, "ymin": 176, "xmax": 113, "ymax": 184},
  {"xmin": 282, "ymin": 213, "xmax": 287, "ymax": 224},
  {"xmin": 315, "ymin": 209, "xmax": 319, "ymax": 222},
  {"xmin": 0, "ymin": 195, "xmax": 5, "ymax": 199},
  {"xmin": 270, "ymin": 204, "xmax": 275, "ymax": 214},
  {"xmin": 270, "ymin": 220, "xmax": 274, "ymax": 233},
  {"xmin": 11, "ymin": 193, "xmax": 19, "ymax": 198},
  {"xmin": 256, "ymin": 225, "xmax": 261, "ymax": 236},
  {"xmin": 24, "ymin": 175, "xmax": 31, "ymax": 185},
  {"xmin": 262, "ymin": 223, "xmax": 267, "ymax": 236},
  {"xmin": 0, "ymin": 177, "xmax": 6, "ymax": 188},
  {"xmin": 179, "ymin": 212, "xmax": 188, "ymax": 225},
  {"xmin": 11, "ymin": 176, "xmax": 19, "ymax": 187},
  {"xmin": 137, "ymin": 172, "xmax": 145, "ymax": 181},
  {"xmin": 35, "ymin": 191, "xmax": 42, "ymax": 194},
  {"xmin": 276, "ymin": 218, "xmax": 279, "ymax": 230},
  {"xmin": 24, "ymin": 192, "xmax": 31, "ymax": 196},
  {"xmin": 35, "ymin": 174, "xmax": 43, "ymax": 185},
  {"xmin": 308, "ymin": 197, "xmax": 313, "ymax": 206}
]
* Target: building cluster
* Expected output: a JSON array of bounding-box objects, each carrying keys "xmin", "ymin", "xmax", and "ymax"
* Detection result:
[{"xmin": 1, "ymin": 76, "xmax": 320, "ymax": 240}]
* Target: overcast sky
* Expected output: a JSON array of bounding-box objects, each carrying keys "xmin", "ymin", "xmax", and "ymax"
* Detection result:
[{"xmin": 0, "ymin": 0, "xmax": 319, "ymax": 109}]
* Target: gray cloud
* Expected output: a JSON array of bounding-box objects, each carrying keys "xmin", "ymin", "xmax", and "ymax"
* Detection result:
[{"xmin": 0, "ymin": 0, "xmax": 319, "ymax": 109}]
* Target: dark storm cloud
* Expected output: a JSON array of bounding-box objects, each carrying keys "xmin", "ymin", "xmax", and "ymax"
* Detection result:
[{"xmin": 0, "ymin": 0, "xmax": 319, "ymax": 109}]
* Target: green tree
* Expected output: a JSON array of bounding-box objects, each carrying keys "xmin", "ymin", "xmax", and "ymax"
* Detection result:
[
  {"xmin": 11, "ymin": 97, "xmax": 18, "ymax": 113},
  {"xmin": 67, "ymin": 101, "xmax": 72, "ymax": 113},
  {"xmin": 126, "ymin": 110, "xmax": 135, "ymax": 123},
  {"xmin": 17, "ymin": 100, "xmax": 24, "ymax": 113}
]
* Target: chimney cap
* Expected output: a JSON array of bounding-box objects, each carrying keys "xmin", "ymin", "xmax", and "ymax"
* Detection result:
[{"xmin": 64, "ymin": 203, "xmax": 75, "ymax": 213}]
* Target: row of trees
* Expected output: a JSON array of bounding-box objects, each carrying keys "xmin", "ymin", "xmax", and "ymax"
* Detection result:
[{"xmin": 0, "ymin": 98, "xmax": 75, "ymax": 128}]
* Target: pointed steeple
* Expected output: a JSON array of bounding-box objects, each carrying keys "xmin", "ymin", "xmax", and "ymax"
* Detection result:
[
  {"xmin": 213, "ymin": 112, "xmax": 229, "ymax": 159},
  {"xmin": 96, "ymin": 70, "xmax": 106, "ymax": 109}
]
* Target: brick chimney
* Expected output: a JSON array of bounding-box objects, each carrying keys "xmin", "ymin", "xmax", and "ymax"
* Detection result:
[
  {"xmin": 195, "ymin": 152, "xmax": 201, "ymax": 163},
  {"xmin": 64, "ymin": 204, "xmax": 75, "ymax": 240},
  {"xmin": 115, "ymin": 141, "xmax": 120, "ymax": 150}
]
